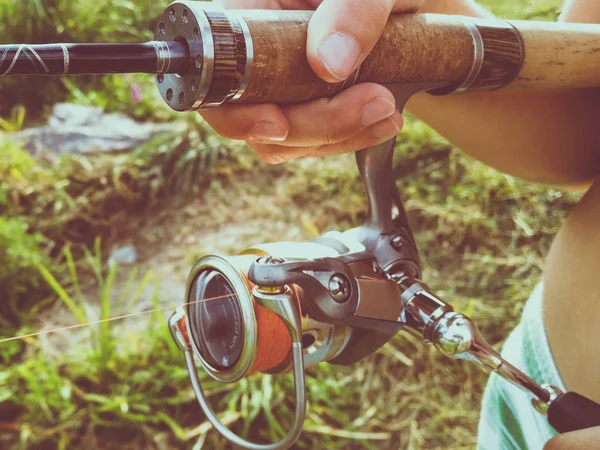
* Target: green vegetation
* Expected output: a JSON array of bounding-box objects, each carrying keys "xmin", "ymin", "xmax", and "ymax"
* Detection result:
[{"xmin": 0, "ymin": 0, "xmax": 577, "ymax": 449}]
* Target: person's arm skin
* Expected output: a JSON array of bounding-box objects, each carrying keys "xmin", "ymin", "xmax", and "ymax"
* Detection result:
[
  {"xmin": 416, "ymin": 3, "xmax": 600, "ymax": 448},
  {"xmin": 407, "ymin": 1, "xmax": 600, "ymax": 190}
]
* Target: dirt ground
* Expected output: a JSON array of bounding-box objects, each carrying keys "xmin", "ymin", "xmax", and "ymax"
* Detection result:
[{"xmin": 36, "ymin": 163, "xmax": 341, "ymax": 354}]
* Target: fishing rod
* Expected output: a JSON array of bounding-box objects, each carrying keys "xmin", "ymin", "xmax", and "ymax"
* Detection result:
[{"xmin": 4, "ymin": 1, "xmax": 600, "ymax": 449}]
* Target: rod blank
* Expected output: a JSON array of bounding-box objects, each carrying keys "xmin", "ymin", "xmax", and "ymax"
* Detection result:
[{"xmin": 0, "ymin": 41, "xmax": 189, "ymax": 76}]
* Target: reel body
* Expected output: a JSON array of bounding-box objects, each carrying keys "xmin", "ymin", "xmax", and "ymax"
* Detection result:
[{"xmin": 175, "ymin": 238, "xmax": 363, "ymax": 382}]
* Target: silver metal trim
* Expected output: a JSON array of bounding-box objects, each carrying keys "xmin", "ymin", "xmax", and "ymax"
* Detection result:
[
  {"xmin": 231, "ymin": 15, "xmax": 254, "ymax": 101},
  {"xmin": 27, "ymin": 45, "xmax": 50, "ymax": 74},
  {"xmin": 155, "ymin": 1, "xmax": 208, "ymax": 111},
  {"xmin": 532, "ymin": 384, "xmax": 563, "ymax": 415},
  {"xmin": 451, "ymin": 20, "xmax": 484, "ymax": 94},
  {"xmin": 194, "ymin": 6, "xmax": 215, "ymax": 108},
  {"xmin": 505, "ymin": 20, "xmax": 526, "ymax": 88},
  {"xmin": 184, "ymin": 255, "xmax": 258, "ymax": 383},
  {"xmin": 169, "ymin": 308, "xmax": 191, "ymax": 351},
  {"xmin": 165, "ymin": 41, "xmax": 171, "ymax": 74},
  {"xmin": 59, "ymin": 44, "xmax": 69, "ymax": 74},
  {"xmin": 152, "ymin": 41, "xmax": 167, "ymax": 74},
  {"xmin": 0, "ymin": 45, "xmax": 50, "ymax": 76},
  {"xmin": 399, "ymin": 281, "xmax": 424, "ymax": 304}
]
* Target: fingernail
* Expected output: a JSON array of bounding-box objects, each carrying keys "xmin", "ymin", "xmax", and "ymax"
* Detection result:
[
  {"xmin": 249, "ymin": 121, "xmax": 287, "ymax": 142},
  {"xmin": 362, "ymin": 98, "xmax": 396, "ymax": 126},
  {"xmin": 318, "ymin": 32, "xmax": 361, "ymax": 81},
  {"xmin": 372, "ymin": 116, "xmax": 403, "ymax": 139}
]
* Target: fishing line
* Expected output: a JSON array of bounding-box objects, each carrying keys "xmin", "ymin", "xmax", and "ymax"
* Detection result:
[
  {"xmin": 0, "ymin": 293, "xmax": 236, "ymax": 344},
  {"xmin": 2, "ymin": 269, "xmax": 297, "ymax": 391}
]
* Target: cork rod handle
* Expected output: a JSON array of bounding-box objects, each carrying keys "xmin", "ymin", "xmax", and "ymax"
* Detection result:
[
  {"xmin": 237, "ymin": 12, "xmax": 600, "ymax": 103},
  {"xmin": 155, "ymin": 4, "xmax": 600, "ymax": 110},
  {"xmin": 237, "ymin": 11, "xmax": 479, "ymax": 104}
]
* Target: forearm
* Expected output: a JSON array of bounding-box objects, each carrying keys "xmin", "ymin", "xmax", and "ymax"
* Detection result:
[
  {"xmin": 405, "ymin": 0, "xmax": 600, "ymax": 189},
  {"xmin": 408, "ymin": 90, "xmax": 600, "ymax": 188}
]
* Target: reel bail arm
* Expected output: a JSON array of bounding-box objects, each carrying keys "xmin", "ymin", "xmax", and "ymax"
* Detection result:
[{"xmin": 169, "ymin": 284, "xmax": 307, "ymax": 450}]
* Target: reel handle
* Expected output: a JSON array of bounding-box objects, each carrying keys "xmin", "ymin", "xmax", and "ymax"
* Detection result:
[{"xmin": 548, "ymin": 392, "xmax": 600, "ymax": 433}]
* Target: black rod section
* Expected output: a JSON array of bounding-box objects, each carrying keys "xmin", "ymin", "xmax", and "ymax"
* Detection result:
[{"xmin": 0, "ymin": 41, "xmax": 189, "ymax": 76}]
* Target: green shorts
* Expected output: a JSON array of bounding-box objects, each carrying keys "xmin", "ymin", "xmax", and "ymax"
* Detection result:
[{"xmin": 477, "ymin": 283, "xmax": 566, "ymax": 450}]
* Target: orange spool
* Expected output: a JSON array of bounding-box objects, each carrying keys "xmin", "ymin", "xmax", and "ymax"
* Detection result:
[
  {"xmin": 233, "ymin": 257, "xmax": 300, "ymax": 375},
  {"xmin": 249, "ymin": 303, "xmax": 292, "ymax": 374}
]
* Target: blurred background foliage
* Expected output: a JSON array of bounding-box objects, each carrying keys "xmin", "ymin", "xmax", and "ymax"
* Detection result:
[
  {"xmin": 0, "ymin": 0, "xmax": 577, "ymax": 449},
  {"xmin": 0, "ymin": 0, "xmax": 165, "ymax": 119}
]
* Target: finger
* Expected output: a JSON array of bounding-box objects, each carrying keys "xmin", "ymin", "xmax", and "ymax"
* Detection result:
[
  {"xmin": 304, "ymin": 111, "xmax": 404, "ymax": 157},
  {"xmin": 215, "ymin": 0, "xmax": 316, "ymax": 10},
  {"xmin": 199, "ymin": 103, "xmax": 289, "ymax": 141},
  {"xmin": 307, "ymin": 0, "xmax": 424, "ymax": 82},
  {"xmin": 277, "ymin": 82, "xmax": 396, "ymax": 147},
  {"xmin": 250, "ymin": 144, "xmax": 318, "ymax": 164},
  {"xmin": 251, "ymin": 110, "xmax": 403, "ymax": 163},
  {"xmin": 215, "ymin": 0, "xmax": 272, "ymax": 9}
]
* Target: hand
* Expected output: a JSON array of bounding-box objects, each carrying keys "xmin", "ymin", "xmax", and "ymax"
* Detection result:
[
  {"xmin": 544, "ymin": 426, "xmax": 600, "ymax": 450},
  {"xmin": 201, "ymin": 0, "xmax": 426, "ymax": 164}
]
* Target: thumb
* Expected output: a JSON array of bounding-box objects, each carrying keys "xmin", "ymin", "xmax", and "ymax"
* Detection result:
[{"xmin": 307, "ymin": 0, "xmax": 424, "ymax": 83}]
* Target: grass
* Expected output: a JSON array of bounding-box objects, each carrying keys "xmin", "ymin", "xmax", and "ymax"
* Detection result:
[
  {"xmin": 0, "ymin": 113, "xmax": 240, "ymax": 337},
  {"xmin": 0, "ymin": 0, "xmax": 581, "ymax": 449}
]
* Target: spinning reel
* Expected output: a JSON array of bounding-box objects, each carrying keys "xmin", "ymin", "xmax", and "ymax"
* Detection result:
[{"xmin": 170, "ymin": 117, "xmax": 600, "ymax": 448}]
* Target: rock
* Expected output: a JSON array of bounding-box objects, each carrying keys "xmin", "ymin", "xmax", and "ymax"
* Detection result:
[
  {"xmin": 109, "ymin": 245, "xmax": 138, "ymax": 265},
  {"xmin": 6, "ymin": 103, "xmax": 180, "ymax": 156}
]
